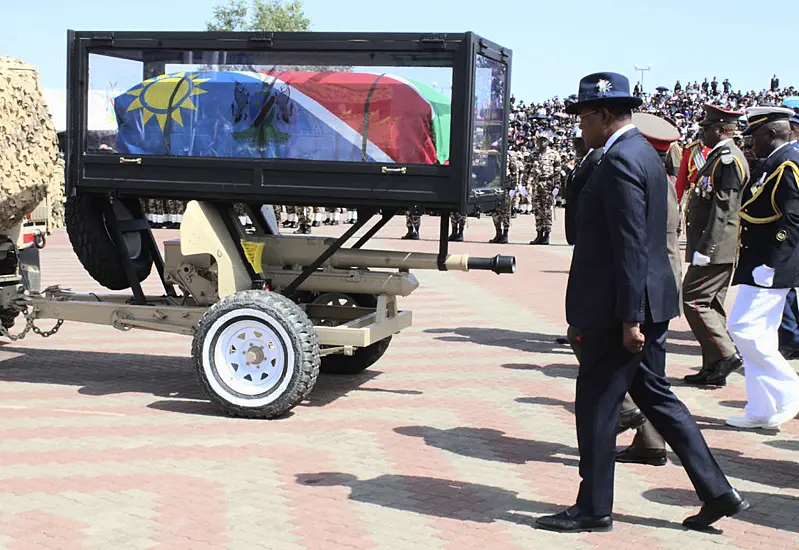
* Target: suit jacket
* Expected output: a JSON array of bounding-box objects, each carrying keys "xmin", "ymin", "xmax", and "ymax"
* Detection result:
[
  {"xmin": 564, "ymin": 148, "xmax": 603, "ymax": 245},
  {"xmin": 566, "ymin": 128, "xmax": 681, "ymax": 330},
  {"xmin": 684, "ymin": 140, "xmax": 749, "ymax": 264},
  {"xmin": 733, "ymin": 142, "xmax": 799, "ymax": 288}
]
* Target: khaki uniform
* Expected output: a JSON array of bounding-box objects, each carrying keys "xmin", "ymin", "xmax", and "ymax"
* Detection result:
[
  {"xmin": 533, "ymin": 146, "xmax": 562, "ymax": 233},
  {"xmin": 492, "ymin": 151, "xmax": 522, "ymax": 239},
  {"xmin": 683, "ymin": 140, "xmax": 750, "ymax": 366}
]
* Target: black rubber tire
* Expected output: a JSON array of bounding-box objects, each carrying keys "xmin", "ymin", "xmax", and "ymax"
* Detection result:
[
  {"xmin": 65, "ymin": 195, "xmax": 153, "ymax": 290},
  {"xmin": 192, "ymin": 290, "xmax": 320, "ymax": 419},
  {"xmin": 318, "ymin": 293, "xmax": 393, "ymax": 375}
]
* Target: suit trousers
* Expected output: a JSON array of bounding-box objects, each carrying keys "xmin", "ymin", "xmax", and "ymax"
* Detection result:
[
  {"xmin": 575, "ymin": 322, "xmax": 731, "ymax": 516},
  {"xmin": 682, "ymin": 264, "xmax": 737, "ymax": 366},
  {"xmin": 728, "ymin": 285, "xmax": 799, "ymax": 421},
  {"xmin": 778, "ymin": 288, "xmax": 799, "ymax": 353},
  {"xmin": 567, "ymin": 325, "xmax": 665, "ymax": 451}
]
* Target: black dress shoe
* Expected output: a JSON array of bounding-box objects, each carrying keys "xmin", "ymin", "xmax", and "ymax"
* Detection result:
[
  {"xmin": 682, "ymin": 488, "xmax": 750, "ymax": 530},
  {"xmin": 536, "ymin": 506, "xmax": 612, "ymax": 533},
  {"xmin": 683, "ymin": 366, "xmax": 713, "ymax": 385},
  {"xmin": 703, "ymin": 353, "xmax": 744, "ymax": 386},
  {"xmin": 615, "ymin": 445, "xmax": 667, "ymax": 466},
  {"xmin": 617, "ymin": 408, "xmax": 647, "ymax": 434}
]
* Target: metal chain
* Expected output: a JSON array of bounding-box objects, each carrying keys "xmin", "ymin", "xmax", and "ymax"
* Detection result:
[{"xmin": 0, "ymin": 307, "xmax": 63, "ymax": 341}]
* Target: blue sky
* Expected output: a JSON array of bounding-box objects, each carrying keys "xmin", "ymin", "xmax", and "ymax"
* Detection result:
[{"xmin": 2, "ymin": 0, "xmax": 795, "ymax": 101}]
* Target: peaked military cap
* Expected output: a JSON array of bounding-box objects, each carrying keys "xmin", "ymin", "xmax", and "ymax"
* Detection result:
[
  {"xmin": 698, "ymin": 103, "xmax": 743, "ymax": 127},
  {"xmin": 565, "ymin": 72, "xmax": 643, "ymax": 115},
  {"xmin": 743, "ymin": 106, "xmax": 795, "ymax": 135},
  {"xmin": 632, "ymin": 112, "xmax": 680, "ymax": 152}
]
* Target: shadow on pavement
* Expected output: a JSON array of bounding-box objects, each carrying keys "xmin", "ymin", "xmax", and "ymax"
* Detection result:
[
  {"xmin": 667, "ymin": 330, "xmax": 699, "ymax": 342},
  {"xmin": 394, "ymin": 426, "xmax": 578, "ymax": 466},
  {"xmin": 706, "ymin": 448, "xmax": 799, "ymax": 490},
  {"xmin": 425, "ymin": 328, "xmax": 574, "ymax": 355},
  {"xmin": 517, "ymin": 396, "xmax": 575, "ymax": 414},
  {"xmin": 295, "ymin": 472, "xmax": 688, "ymax": 531},
  {"xmin": 718, "ymin": 400, "xmax": 746, "ymax": 410},
  {"xmin": 764, "ymin": 439, "xmax": 799, "ymax": 452},
  {"xmin": 643, "ymin": 487, "xmax": 799, "ymax": 533},
  {"xmin": 664, "ymin": 342, "xmax": 702, "ymax": 357},
  {"xmin": 502, "ymin": 363, "xmax": 577, "ymax": 380},
  {"xmin": 0, "ymin": 346, "xmax": 397, "ymax": 417}
]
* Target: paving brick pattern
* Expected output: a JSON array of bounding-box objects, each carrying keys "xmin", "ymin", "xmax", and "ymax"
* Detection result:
[{"xmin": 1, "ymin": 213, "xmax": 797, "ymax": 549}]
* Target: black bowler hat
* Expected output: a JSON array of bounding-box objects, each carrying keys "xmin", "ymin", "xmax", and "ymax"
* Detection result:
[{"xmin": 564, "ymin": 72, "xmax": 643, "ymax": 115}]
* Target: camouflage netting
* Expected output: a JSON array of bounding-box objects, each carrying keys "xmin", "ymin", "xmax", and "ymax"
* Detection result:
[{"xmin": 0, "ymin": 56, "xmax": 64, "ymax": 232}]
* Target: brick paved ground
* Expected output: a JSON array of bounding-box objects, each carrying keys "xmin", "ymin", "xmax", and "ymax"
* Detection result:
[{"xmin": 0, "ymin": 211, "xmax": 797, "ymax": 549}]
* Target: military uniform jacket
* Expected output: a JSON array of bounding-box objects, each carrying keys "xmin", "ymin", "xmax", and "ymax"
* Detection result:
[
  {"xmin": 684, "ymin": 140, "xmax": 749, "ymax": 264},
  {"xmin": 534, "ymin": 148, "xmax": 562, "ymax": 183},
  {"xmin": 733, "ymin": 142, "xmax": 799, "ymax": 288}
]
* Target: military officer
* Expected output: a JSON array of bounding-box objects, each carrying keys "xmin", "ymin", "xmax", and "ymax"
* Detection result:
[
  {"xmin": 491, "ymin": 148, "xmax": 522, "ymax": 243},
  {"xmin": 681, "ymin": 105, "xmax": 750, "ymax": 387},
  {"xmin": 295, "ymin": 206, "xmax": 312, "ymax": 234},
  {"xmin": 283, "ymin": 206, "xmax": 299, "ymax": 229},
  {"xmin": 611, "ymin": 112, "xmax": 687, "ymax": 466},
  {"xmin": 675, "ymin": 132, "xmax": 711, "ymax": 205},
  {"xmin": 402, "ymin": 206, "xmax": 423, "ymax": 240},
  {"xmin": 726, "ymin": 106, "xmax": 799, "ymax": 429},
  {"xmin": 530, "ymin": 131, "xmax": 561, "ymax": 245},
  {"xmin": 448, "ymin": 212, "xmax": 467, "ymax": 242}
]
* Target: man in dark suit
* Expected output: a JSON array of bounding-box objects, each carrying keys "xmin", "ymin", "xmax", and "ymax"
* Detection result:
[
  {"xmin": 535, "ymin": 72, "xmax": 748, "ymax": 533},
  {"xmin": 564, "ymin": 126, "xmax": 603, "ymax": 246}
]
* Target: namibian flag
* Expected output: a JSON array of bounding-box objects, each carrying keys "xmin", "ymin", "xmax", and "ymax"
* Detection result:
[{"xmin": 113, "ymin": 70, "xmax": 451, "ymax": 165}]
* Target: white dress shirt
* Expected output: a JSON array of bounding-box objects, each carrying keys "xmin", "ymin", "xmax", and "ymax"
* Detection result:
[{"xmin": 602, "ymin": 124, "xmax": 637, "ymax": 154}]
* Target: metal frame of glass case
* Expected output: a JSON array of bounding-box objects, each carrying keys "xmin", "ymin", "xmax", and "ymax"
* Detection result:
[{"xmin": 65, "ymin": 30, "xmax": 512, "ymax": 214}]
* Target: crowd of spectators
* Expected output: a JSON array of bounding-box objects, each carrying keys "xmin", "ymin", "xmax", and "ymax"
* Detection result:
[{"xmin": 508, "ymin": 74, "xmax": 797, "ymax": 162}]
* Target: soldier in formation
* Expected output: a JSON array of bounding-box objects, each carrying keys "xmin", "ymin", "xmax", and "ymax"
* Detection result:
[
  {"xmin": 491, "ymin": 148, "xmax": 523, "ymax": 243},
  {"xmin": 530, "ymin": 132, "xmax": 562, "ymax": 245}
]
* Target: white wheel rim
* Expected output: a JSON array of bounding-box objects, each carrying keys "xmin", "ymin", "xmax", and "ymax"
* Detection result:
[{"xmin": 202, "ymin": 308, "xmax": 296, "ymax": 405}]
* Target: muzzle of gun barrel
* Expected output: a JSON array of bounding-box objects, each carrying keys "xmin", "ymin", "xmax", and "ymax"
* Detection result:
[{"xmin": 466, "ymin": 255, "xmax": 516, "ymax": 274}]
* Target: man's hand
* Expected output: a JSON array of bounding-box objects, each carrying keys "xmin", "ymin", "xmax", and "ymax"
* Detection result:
[
  {"xmin": 623, "ymin": 322, "xmax": 645, "ymax": 354},
  {"xmin": 752, "ymin": 264, "xmax": 775, "ymax": 287},
  {"xmin": 692, "ymin": 251, "xmax": 711, "ymax": 266}
]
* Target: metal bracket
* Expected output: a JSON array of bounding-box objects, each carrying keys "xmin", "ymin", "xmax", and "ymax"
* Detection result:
[
  {"xmin": 437, "ymin": 213, "xmax": 450, "ymax": 271},
  {"xmin": 249, "ymin": 33, "xmax": 275, "ymax": 48}
]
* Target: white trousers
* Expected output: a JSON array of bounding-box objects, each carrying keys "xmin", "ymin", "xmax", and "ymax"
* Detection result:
[{"xmin": 728, "ymin": 285, "xmax": 799, "ymax": 420}]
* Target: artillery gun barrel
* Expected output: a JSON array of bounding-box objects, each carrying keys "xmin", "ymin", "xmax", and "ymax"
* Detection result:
[
  {"xmin": 254, "ymin": 236, "xmax": 516, "ymax": 275},
  {"xmin": 327, "ymin": 249, "xmax": 516, "ymax": 274}
]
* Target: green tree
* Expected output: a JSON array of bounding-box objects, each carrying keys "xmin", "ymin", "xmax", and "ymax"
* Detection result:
[
  {"xmin": 206, "ymin": 0, "xmax": 311, "ymax": 32},
  {"xmin": 205, "ymin": 0, "xmax": 349, "ymax": 72}
]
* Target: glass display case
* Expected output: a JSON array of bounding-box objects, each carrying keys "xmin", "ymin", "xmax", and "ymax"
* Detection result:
[{"xmin": 66, "ymin": 31, "xmax": 511, "ymax": 213}]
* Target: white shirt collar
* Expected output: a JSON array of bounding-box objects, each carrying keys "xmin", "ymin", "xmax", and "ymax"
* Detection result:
[
  {"xmin": 578, "ymin": 148, "xmax": 595, "ymax": 166},
  {"xmin": 603, "ymin": 124, "xmax": 636, "ymax": 154},
  {"xmin": 767, "ymin": 141, "xmax": 792, "ymax": 159}
]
